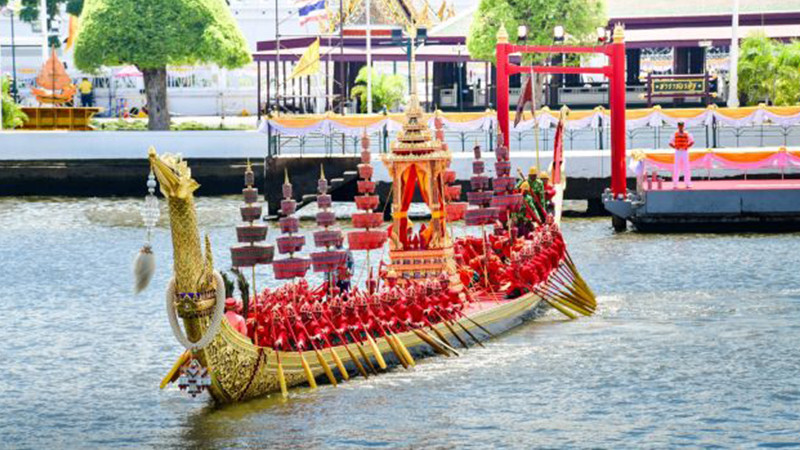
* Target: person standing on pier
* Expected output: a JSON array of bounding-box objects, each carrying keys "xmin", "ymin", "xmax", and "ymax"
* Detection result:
[{"xmin": 669, "ymin": 121, "xmax": 695, "ymax": 189}]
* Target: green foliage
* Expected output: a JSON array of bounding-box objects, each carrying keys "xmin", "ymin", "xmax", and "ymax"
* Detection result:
[
  {"xmin": 467, "ymin": 0, "xmax": 606, "ymax": 64},
  {"xmin": 350, "ymin": 67, "xmax": 406, "ymax": 113},
  {"xmin": 1, "ymin": 77, "xmax": 28, "ymax": 129},
  {"xmin": 738, "ymin": 33, "xmax": 800, "ymax": 106},
  {"xmin": 0, "ymin": 0, "xmax": 83, "ymax": 47},
  {"xmin": 74, "ymin": 0, "xmax": 251, "ymax": 72},
  {"xmin": 90, "ymin": 119, "xmax": 251, "ymax": 131}
]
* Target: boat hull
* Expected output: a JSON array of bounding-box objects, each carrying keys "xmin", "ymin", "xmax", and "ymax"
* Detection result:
[{"xmin": 191, "ymin": 290, "xmax": 547, "ymax": 404}]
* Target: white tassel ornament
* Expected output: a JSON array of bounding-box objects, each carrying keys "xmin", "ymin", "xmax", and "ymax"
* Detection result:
[{"xmin": 134, "ymin": 245, "xmax": 156, "ymax": 294}]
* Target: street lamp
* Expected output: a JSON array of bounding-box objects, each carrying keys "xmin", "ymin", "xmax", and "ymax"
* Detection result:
[
  {"xmin": 457, "ymin": 43, "xmax": 464, "ymax": 112},
  {"xmin": 517, "ymin": 25, "xmax": 528, "ymax": 42},
  {"xmin": 596, "ymin": 26, "xmax": 607, "ymax": 43},
  {"xmin": 553, "ymin": 25, "xmax": 565, "ymax": 42}
]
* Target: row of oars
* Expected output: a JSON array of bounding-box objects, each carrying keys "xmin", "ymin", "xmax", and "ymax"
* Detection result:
[
  {"xmin": 530, "ymin": 251, "xmax": 597, "ymax": 319},
  {"xmin": 269, "ymin": 301, "xmax": 496, "ymax": 397}
]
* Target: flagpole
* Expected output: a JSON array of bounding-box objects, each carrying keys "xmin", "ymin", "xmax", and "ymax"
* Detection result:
[
  {"xmin": 366, "ymin": 0, "xmax": 372, "ymax": 114},
  {"xmin": 275, "ymin": 0, "xmax": 280, "ymax": 113},
  {"xmin": 39, "ymin": 0, "xmax": 47, "ymax": 62}
]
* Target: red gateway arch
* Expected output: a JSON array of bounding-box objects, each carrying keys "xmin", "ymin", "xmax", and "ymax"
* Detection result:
[{"xmin": 496, "ymin": 24, "xmax": 628, "ymax": 197}]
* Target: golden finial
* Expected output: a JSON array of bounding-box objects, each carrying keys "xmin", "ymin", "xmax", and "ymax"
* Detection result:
[
  {"xmin": 284, "ymin": 167, "xmax": 289, "ymax": 184},
  {"xmin": 320, "ymin": 164, "xmax": 325, "ymax": 180},
  {"xmin": 200, "ymin": 234, "xmax": 215, "ymax": 290},
  {"xmin": 496, "ymin": 24, "xmax": 509, "ymax": 44},
  {"xmin": 612, "ymin": 23, "xmax": 625, "ymax": 44},
  {"xmin": 246, "ymin": 158, "xmax": 252, "ymax": 172}
]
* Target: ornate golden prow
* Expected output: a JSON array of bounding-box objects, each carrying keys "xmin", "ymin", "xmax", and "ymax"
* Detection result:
[{"xmin": 147, "ymin": 147, "xmax": 206, "ymax": 294}]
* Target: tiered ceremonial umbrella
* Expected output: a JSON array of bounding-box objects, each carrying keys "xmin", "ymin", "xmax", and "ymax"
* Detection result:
[
  {"xmin": 310, "ymin": 167, "xmax": 346, "ymax": 283},
  {"xmin": 230, "ymin": 161, "xmax": 275, "ymax": 297},
  {"xmin": 490, "ymin": 134, "xmax": 523, "ymax": 217},
  {"xmin": 438, "ymin": 118, "xmax": 467, "ymax": 222},
  {"xmin": 348, "ymin": 132, "xmax": 387, "ymax": 252},
  {"xmin": 273, "ymin": 170, "xmax": 311, "ymax": 279},
  {"xmin": 465, "ymin": 142, "xmax": 498, "ymax": 226}
]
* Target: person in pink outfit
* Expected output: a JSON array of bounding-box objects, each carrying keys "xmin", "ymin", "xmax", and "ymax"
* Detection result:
[
  {"xmin": 224, "ymin": 298, "xmax": 248, "ymax": 336},
  {"xmin": 669, "ymin": 121, "xmax": 695, "ymax": 189}
]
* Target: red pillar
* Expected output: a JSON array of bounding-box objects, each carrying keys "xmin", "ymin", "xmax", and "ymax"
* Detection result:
[
  {"xmin": 609, "ymin": 30, "xmax": 627, "ymax": 197},
  {"xmin": 496, "ymin": 42, "xmax": 510, "ymax": 148}
]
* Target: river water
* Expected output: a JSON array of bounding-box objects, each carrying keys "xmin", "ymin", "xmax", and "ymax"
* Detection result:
[{"xmin": 1, "ymin": 197, "xmax": 798, "ymax": 448}]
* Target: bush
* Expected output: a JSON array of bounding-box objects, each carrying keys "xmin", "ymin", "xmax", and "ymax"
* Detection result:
[
  {"xmin": 91, "ymin": 119, "xmax": 252, "ymax": 131},
  {"xmin": 1, "ymin": 77, "xmax": 28, "ymax": 129}
]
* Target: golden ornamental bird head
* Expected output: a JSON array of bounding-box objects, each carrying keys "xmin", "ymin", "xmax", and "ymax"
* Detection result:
[{"xmin": 148, "ymin": 147, "xmax": 200, "ymax": 199}]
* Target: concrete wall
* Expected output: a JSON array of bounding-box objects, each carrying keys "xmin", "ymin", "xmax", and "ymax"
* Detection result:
[{"xmin": 0, "ymin": 130, "xmax": 268, "ymax": 160}]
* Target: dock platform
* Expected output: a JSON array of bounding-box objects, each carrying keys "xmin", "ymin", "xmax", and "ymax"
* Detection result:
[{"xmin": 604, "ymin": 178, "xmax": 800, "ymax": 232}]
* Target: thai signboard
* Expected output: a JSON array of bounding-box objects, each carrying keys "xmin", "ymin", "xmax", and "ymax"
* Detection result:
[{"xmin": 652, "ymin": 78, "xmax": 705, "ymax": 95}]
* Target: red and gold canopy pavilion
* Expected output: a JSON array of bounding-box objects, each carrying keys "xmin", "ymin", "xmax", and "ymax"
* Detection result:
[{"xmin": 380, "ymin": 64, "xmax": 460, "ymax": 288}]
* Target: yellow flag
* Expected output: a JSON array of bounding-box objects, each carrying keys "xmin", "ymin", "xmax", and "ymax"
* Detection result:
[
  {"xmin": 290, "ymin": 38, "xmax": 320, "ymax": 79},
  {"xmin": 437, "ymin": 1, "xmax": 447, "ymax": 21},
  {"xmin": 65, "ymin": 15, "xmax": 79, "ymax": 50}
]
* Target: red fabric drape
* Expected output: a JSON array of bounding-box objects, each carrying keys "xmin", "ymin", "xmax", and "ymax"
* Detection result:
[
  {"xmin": 553, "ymin": 119, "xmax": 564, "ymax": 184},
  {"xmin": 398, "ymin": 165, "xmax": 418, "ymax": 247}
]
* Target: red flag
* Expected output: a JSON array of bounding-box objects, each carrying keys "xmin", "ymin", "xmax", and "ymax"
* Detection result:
[
  {"xmin": 514, "ymin": 75, "xmax": 535, "ymax": 128},
  {"xmin": 552, "ymin": 113, "xmax": 565, "ymax": 185}
]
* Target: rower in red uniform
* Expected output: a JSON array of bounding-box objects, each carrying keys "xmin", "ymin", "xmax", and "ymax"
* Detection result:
[{"xmin": 669, "ymin": 121, "xmax": 695, "ymax": 189}]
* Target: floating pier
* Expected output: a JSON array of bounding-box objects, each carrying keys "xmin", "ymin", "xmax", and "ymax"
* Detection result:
[{"xmin": 605, "ymin": 178, "xmax": 800, "ymax": 232}]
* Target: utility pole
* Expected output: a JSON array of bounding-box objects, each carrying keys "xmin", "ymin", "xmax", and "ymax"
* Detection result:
[
  {"xmin": 275, "ymin": 0, "xmax": 280, "ymax": 113},
  {"xmin": 727, "ymin": 0, "xmax": 740, "ymax": 108},
  {"xmin": 39, "ymin": 0, "xmax": 48, "ymax": 61},
  {"xmin": 9, "ymin": 2, "xmax": 18, "ymax": 103},
  {"xmin": 339, "ymin": 0, "xmax": 344, "ymax": 113},
  {"xmin": 366, "ymin": 0, "xmax": 372, "ymax": 114}
]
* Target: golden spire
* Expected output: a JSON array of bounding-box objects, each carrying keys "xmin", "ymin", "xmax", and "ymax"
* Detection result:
[
  {"xmin": 320, "ymin": 164, "xmax": 325, "ymax": 180},
  {"xmin": 612, "ymin": 23, "xmax": 625, "ymax": 44},
  {"xmin": 496, "ymin": 24, "xmax": 509, "ymax": 44},
  {"xmin": 284, "ymin": 167, "xmax": 289, "ymax": 184}
]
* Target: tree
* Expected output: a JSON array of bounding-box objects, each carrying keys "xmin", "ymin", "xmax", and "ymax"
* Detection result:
[
  {"xmin": 738, "ymin": 33, "xmax": 800, "ymax": 106},
  {"xmin": 350, "ymin": 67, "xmax": 406, "ymax": 113},
  {"xmin": 74, "ymin": 0, "xmax": 251, "ymax": 130},
  {"xmin": 467, "ymin": 0, "xmax": 606, "ymax": 64},
  {"xmin": 467, "ymin": 0, "xmax": 606, "ymax": 106},
  {"xmin": 2, "ymin": 76, "xmax": 28, "ymax": 129}
]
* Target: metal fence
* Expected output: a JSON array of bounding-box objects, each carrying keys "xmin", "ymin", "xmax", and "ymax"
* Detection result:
[{"xmin": 266, "ymin": 123, "xmax": 800, "ymax": 157}]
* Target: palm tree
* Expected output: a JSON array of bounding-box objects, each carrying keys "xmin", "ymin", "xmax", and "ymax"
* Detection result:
[
  {"xmin": 350, "ymin": 67, "xmax": 406, "ymax": 113},
  {"xmin": 775, "ymin": 41, "xmax": 800, "ymax": 106},
  {"xmin": 738, "ymin": 32, "xmax": 777, "ymax": 105}
]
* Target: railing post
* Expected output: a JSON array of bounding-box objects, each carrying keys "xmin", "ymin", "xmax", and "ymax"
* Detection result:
[
  {"xmin": 609, "ymin": 25, "xmax": 627, "ymax": 197},
  {"xmin": 496, "ymin": 26, "xmax": 510, "ymax": 148}
]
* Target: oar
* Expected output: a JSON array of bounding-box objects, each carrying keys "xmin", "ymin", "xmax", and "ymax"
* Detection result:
[
  {"xmin": 448, "ymin": 315, "xmax": 486, "ymax": 348},
  {"xmin": 295, "ymin": 319, "xmax": 338, "ymax": 387},
  {"xmin": 285, "ymin": 319, "xmax": 318, "ymax": 389},
  {"xmin": 411, "ymin": 328, "xmax": 451, "ymax": 357},
  {"xmin": 160, "ymin": 350, "xmax": 190, "ymax": 389},
  {"xmin": 458, "ymin": 312, "xmax": 497, "ymax": 339},
  {"xmin": 351, "ymin": 308, "xmax": 388, "ymax": 370},
  {"xmin": 347, "ymin": 330, "xmax": 380, "ymax": 375},
  {"xmin": 320, "ymin": 311, "xmax": 369, "ymax": 379},
  {"xmin": 275, "ymin": 350, "xmax": 289, "ymax": 398},
  {"xmin": 431, "ymin": 311, "xmax": 469, "ymax": 349},
  {"xmin": 364, "ymin": 304, "xmax": 414, "ymax": 367}
]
